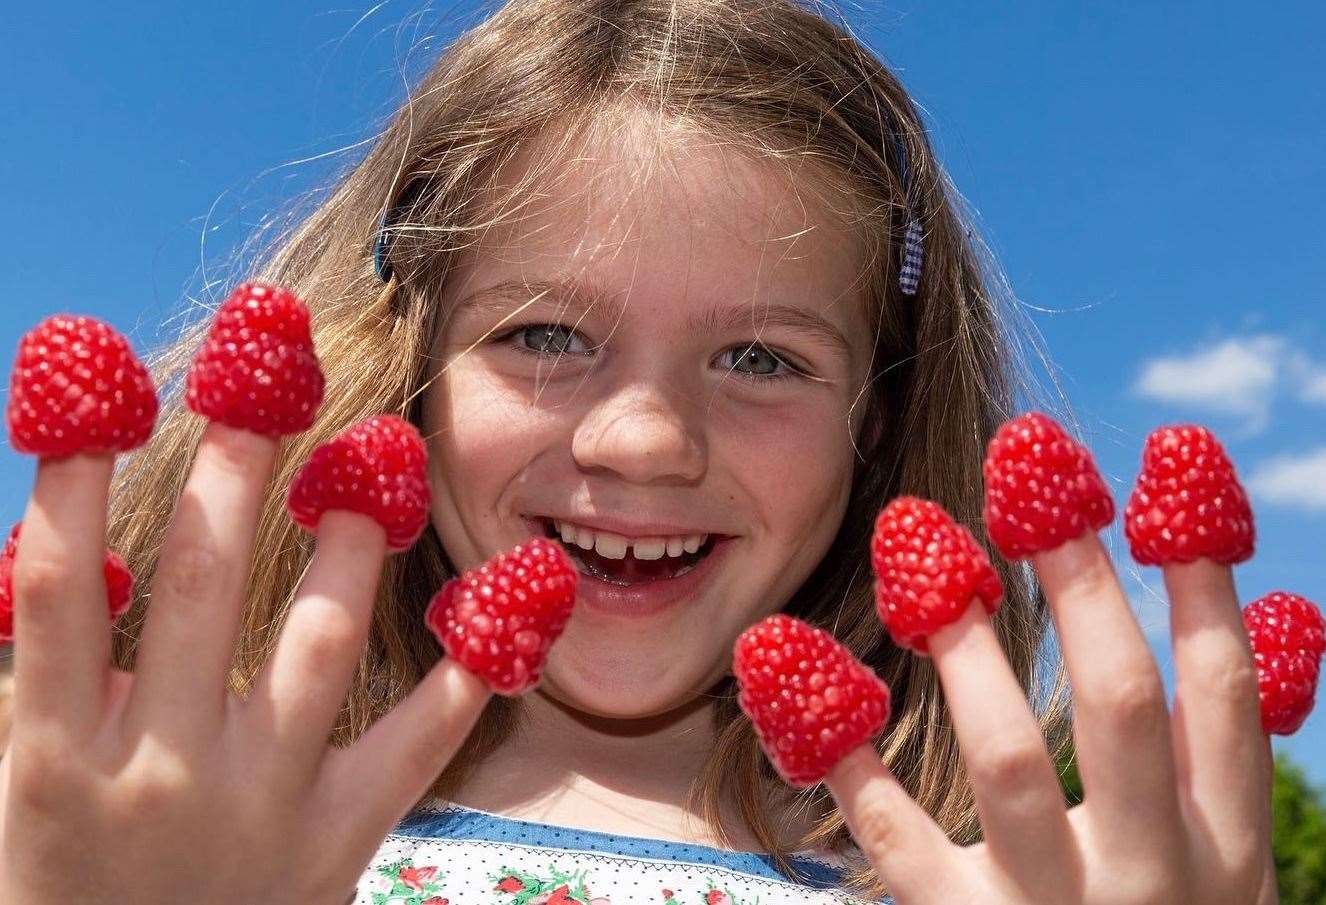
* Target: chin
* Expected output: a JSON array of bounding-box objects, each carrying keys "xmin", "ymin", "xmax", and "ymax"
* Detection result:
[{"xmin": 537, "ymin": 648, "xmax": 724, "ymax": 721}]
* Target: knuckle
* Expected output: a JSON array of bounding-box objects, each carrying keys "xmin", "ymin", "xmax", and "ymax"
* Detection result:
[
  {"xmin": 11, "ymin": 557, "xmax": 67, "ymax": 607},
  {"xmin": 202, "ymin": 424, "xmax": 274, "ymax": 480},
  {"xmin": 293, "ymin": 607, "xmax": 361, "ymax": 663},
  {"xmin": 1202, "ymin": 828, "xmax": 1268, "ymax": 896},
  {"xmin": 155, "ymin": 542, "xmax": 224, "ymax": 602},
  {"xmin": 10, "ymin": 736, "xmax": 91, "ymax": 816},
  {"xmin": 114, "ymin": 757, "xmax": 195, "ymax": 819},
  {"xmin": 968, "ymin": 734, "xmax": 1049, "ymax": 791},
  {"xmin": 1084, "ymin": 668, "xmax": 1169, "ymax": 736},
  {"xmin": 1199, "ymin": 653, "xmax": 1259, "ymax": 710},
  {"xmin": 1052, "ymin": 549, "xmax": 1117, "ymax": 601},
  {"xmin": 850, "ymin": 799, "xmax": 902, "ymax": 855}
]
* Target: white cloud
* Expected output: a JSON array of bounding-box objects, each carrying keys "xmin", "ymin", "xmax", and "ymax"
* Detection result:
[
  {"xmin": 1305, "ymin": 374, "xmax": 1326, "ymax": 403},
  {"xmin": 1133, "ymin": 336, "xmax": 1283, "ymax": 428},
  {"xmin": 1246, "ymin": 447, "xmax": 1326, "ymax": 513}
]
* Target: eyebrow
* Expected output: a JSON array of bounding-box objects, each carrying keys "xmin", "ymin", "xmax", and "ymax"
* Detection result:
[{"xmin": 452, "ymin": 277, "xmax": 853, "ymax": 357}]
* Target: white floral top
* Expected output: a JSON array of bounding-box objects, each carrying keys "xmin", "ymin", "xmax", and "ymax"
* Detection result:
[{"xmin": 355, "ymin": 801, "xmax": 889, "ymax": 905}]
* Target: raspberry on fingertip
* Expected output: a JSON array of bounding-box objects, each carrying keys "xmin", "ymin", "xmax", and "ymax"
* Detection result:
[
  {"xmin": 870, "ymin": 496, "xmax": 1003, "ymax": 654},
  {"xmin": 733, "ymin": 614, "xmax": 891, "ymax": 788},
  {"xmin": 286, "ymin": 414, "xmax": 432, "ymax": 552},
  {"xmin": 425, "ymin": 537, "xmax": 578, "ymax": 695},
  {"xmin": 1124, "ymin": 424, "xmax": 1254, "ymax": 566},
  {"xmin": 983, "ymin": 411, "xmax": 1114, "ymax": 559},
  {"xmin": 186, "ymin": 282, "xmax": 324, "ymax": 436},
  {"xmin": 6, "ymin": 315, "xmax": 158, "ymax": 457}
]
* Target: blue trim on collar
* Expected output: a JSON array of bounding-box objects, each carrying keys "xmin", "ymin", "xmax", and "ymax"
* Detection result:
[{"xmin": 391, "ymin": 805, "xmax": 849, "ymax": 890}]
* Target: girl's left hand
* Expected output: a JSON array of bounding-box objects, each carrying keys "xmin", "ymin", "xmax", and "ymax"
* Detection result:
[{"xmin": 825, "ymin": 534, "xmax": 1277, "ymax": 904}]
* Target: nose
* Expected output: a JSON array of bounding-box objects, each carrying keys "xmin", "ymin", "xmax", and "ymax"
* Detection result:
[{"xmin": 571, "ymin": 382, "xmax": 707, "ymax": 485}]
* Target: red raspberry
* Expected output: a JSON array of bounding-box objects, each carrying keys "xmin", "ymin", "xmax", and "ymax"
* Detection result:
[
  {"xmin": 185, "ymin": 282, "xmax": 324, "ymax": 436},
  {"xmin": 1243, "ymin": 592, "xmax": 1325, "ymax": 736},
  {"xmin": 0, "ymin": 522, "xmax": 134, "ymax": 641},
  {"xmin": 424, "ymin": 537, "xmax": 577, "ymax": 695},
  {"xmin": 6, "ymin": 315, "xmax": 158, "ymax": 457},
  {"xmin": 732, "ymin": 614, "xmax": 891, "ymax": 788},
  {"xmin": 983, "ymin": 411, "xmax": 1115, "ymax": 559},
  {"xmin": 286, "ymin": 415, "xmax": 431, "ymax": 551},
  {"xmin": 1124, "ymin": 425, "xmax": 1254, "ymax": 565},
  {"xmin": 870, "ymin": 496, "xmax": 1003, "ymax": 655}
]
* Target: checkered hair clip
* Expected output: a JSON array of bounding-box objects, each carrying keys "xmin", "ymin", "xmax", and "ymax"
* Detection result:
[{"xmin": 890, "ymin": 128, "xmax": 923, "ymax": 296}]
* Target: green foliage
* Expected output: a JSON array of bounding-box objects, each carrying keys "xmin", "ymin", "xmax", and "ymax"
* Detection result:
[{"xmin": 1271, "ymin": 756, "xmax": 1326, "ymax": 905}]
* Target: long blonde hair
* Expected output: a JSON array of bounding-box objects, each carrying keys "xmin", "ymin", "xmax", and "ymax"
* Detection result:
[{"xmin": 101, "ymin": 0, "xmax": 1070, "ymax": 894}]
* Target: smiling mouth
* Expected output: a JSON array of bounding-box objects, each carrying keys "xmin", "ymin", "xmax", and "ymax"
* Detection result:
[{"xmin": 535, "ymin": 518, "xmax": 718, "ymax": 586}]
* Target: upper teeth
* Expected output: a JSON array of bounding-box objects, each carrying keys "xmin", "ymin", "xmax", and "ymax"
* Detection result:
[{"xmin": 552, "ymin": 519, "xmax": 708, "ymax": 561}]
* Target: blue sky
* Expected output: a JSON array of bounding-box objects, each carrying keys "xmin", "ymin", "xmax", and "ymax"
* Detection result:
[{"xmin": 3, "ymin": 3, "xmax": 1323, "ymax": 784}]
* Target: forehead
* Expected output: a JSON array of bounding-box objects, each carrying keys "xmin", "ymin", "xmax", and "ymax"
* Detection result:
[{"xmin": 442, "ymin": 114, "xmax": 869, "ymax": 331}]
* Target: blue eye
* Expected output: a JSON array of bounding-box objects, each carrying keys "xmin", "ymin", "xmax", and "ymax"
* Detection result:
[
  {"xmin": 508, "ymin": 323, "xmax": 591, "ymax": 356},
  {"xmin": 719, "ymin": 343, "xmax": 799, "ymax": 381}
]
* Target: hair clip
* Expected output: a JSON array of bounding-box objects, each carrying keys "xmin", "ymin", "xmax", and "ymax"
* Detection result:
[
  {"xmin": 889, "ymin": 129, "xmax": 923, "ymax": 296},
  {"xmin": 372, "ymin": 211, "xmax": 395, "ymax": 282},
  {"xmin": 899, "ymin": 218, "xmax": 923, "ymax": 296},
  {"xmin": 373, "ymin": 179, "xmax": 425, "ymax": 283}
]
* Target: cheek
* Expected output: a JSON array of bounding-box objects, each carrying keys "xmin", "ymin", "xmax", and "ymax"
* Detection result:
[
  {"xmin": 431, "ymin": 367, "xmax": 531, "ymax": 471},
  {"xmin": 718, "ymin": 402, "xmax": 856, "ymax": 532},
  {"xmin": 423, "ymin": 361, "xmax": 562, "ymax": 536}
]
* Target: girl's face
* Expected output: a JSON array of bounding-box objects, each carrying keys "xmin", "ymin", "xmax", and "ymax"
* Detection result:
[{"xmin": 422, "ymin": 119, "xmax": 874, "ymax": 719}]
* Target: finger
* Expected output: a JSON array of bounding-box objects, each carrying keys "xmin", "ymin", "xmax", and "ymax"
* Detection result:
[
  {"xmin": 1031, "ymin": 535, "xmax": 1184, "ymax": 857},
  {"xmin": 1164, "ymin": 560, "xmax": 1267, "ymax": 846},
  {"xmin": 1263, "ymin": 733, "xmax": 1274, "ymax": 801},
  {"xmin": 824, "ymin": 745, "xmax": 961, "ymax": 904},
  {"xmin": 1254, "ymin": 861, "xmax": 1278, "ymax": 905},
  {"xmin": 927, "ymin": 599, "xmax": 1077, "ymax": 885},
  {"xmin": 11, "ymin": 454, "xmax": 114, "ymax": 735},
  {"xmin": 244, "ymin": 510, "xmax": 386, "ymax": 782},
  {"xmin": 125, "ymin": 424, "xmax": 278, "ymax": 740},
  {"xmin": 1254, "ymin": 735, "xmax": 1277, "ymax": 905},
  {"xmin": 319, "ymin": 657, "xmax": 490, "ymax": 835},
  {"xmin": 0, "ymin": 664, "xmax": 12, "ymax": 752}
]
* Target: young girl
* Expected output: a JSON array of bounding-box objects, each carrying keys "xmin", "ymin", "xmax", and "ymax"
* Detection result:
[{"xmin": 0, "ymin": 0, "xmax": 1285, "ymax": 902}]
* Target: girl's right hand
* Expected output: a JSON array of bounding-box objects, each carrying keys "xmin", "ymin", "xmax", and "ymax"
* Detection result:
[
  {"xmin": 0, "ymin": 423, "xmax": 492, "ymax": 904},
  {"xmin": 823, "ymin": 533, "xmax": 1278, "ymax": 905}
]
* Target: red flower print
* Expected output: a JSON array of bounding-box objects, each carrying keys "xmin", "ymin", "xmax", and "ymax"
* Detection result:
[
  {"xmin": 424, "ymin": 899, "xmax": 448, "ymax": 905},
  {"xmin": 662, "ymin": 891, "xmax": 674, "ymax": 900},
  {"xmin": 547, "ymin": 884, "xmax": 573, "ymax": 905},
  {"xmin": 706, "ymin": 890, "xmax": 732, "ymax": 905},
  {"xmin": 399, "ymin": 865, "xmax": 439, "ymax": 892},
  {"xmin": 496, "ymin": 876, "xmax": 525, "ymax": 893}
]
